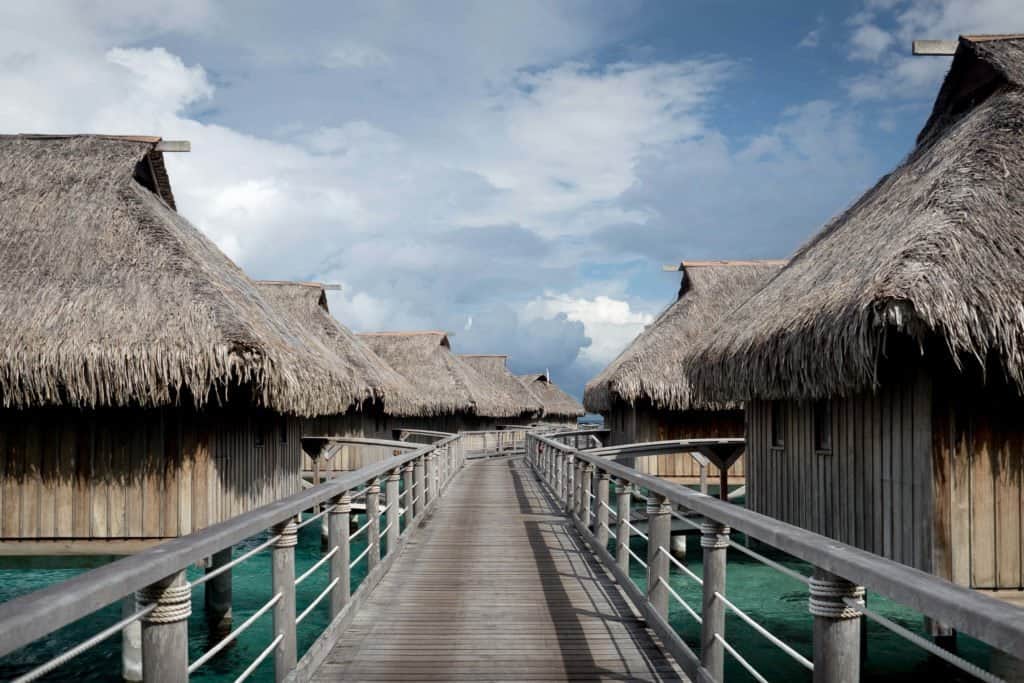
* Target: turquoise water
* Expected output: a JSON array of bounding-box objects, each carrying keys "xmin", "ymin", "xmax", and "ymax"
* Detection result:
[
  {"xmin": 0, "ymin": 490, "xmax": 999, "ymax": 682},
  {"xmin": 0, "ymin": 513, "xmax": 376, "ymax": 682}
]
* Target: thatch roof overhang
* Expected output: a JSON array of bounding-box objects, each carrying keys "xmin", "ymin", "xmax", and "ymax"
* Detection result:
[
  {"xmin": 583, "ymin": 260, "xmax": 784, "ymax": 413},
  {"xmin": 459, "ymin": 355, "xmax": 543, "ymax": 418},
  {"xmin": 0, "ymin": 134, "xmax": 366, "ymax": 416},
  {"xmin": 358, "ymin": 332, "xmax": 525, "ymax": 418},
  {"xmin": 687, "ymin": 35, "xmax": 1024, "ymax": 402},
  {"xmin": 255, "ymin": 281, "xmax": 427, "ymax": 416},
  {"xmin": 517, "ymin": 373, "xmax": 585, "ymax": 419}
]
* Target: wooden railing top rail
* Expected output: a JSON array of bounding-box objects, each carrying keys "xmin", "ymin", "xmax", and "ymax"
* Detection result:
[
  {"xmin": 531, "ymin": 432, "xmax": 1024, "ymax": 659},
  {"xmin": 583, "ymin": 438, "xmax": 740, "ymax": 462},
  {"xmin": 394, "ymin": 428, "xmax": 452, "ymax": 439},
  {"xmin": 0, "ymin": 434, "xmax": 459, "ymax": 660}
]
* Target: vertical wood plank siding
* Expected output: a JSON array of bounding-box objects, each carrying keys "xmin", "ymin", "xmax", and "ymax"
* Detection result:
[{"xmin": 0, "ymin": 405, "xmax": 301, "ymax": 541}]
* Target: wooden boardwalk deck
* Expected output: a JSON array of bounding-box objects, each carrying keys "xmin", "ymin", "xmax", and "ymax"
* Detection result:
[{"xmin": 313, "ymin": 456, "xmax": 686, "ymax": 681}]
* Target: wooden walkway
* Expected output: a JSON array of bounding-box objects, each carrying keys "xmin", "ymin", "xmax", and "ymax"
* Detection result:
[{"xmin": 313, "ymin": 456, "xmax": 686, "ymax": 681}]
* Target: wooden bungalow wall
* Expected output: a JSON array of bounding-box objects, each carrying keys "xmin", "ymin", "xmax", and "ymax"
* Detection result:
[
  {"xmin": 605, "ymin": 399, "xmax": 745, "ymax": 480},
  {"xmin": 746, "ymin": 368, "xmax": 935, "ymax": 574},
  {"xmin": 932, "ymin": 370, "xmax": 1024, "ymax": 591},
  {"xmin": 0, "ymin": 406, "xmax": 301, "ymax": 543}
]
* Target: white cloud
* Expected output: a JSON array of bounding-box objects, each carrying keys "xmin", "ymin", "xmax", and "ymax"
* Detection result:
[
  {"xmin": 522, "ymin": 294, "xmax": 653, "ymax": 365},
  {"xmin": 322, "ymin": 42, "xmax": 391, "ymax": 69},
  {"xmin": 849, "ymin": 24, "xmax": 894, "ymax": 61},
  {"xmin": 844, "ymin": 0, "xmax": 1024, "ymax": 100},
  {"xmin": 798, "ymin": 29, "xmax": 822, "ymax": 48}
]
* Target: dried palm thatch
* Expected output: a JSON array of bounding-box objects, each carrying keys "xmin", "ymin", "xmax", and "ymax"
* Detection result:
[
  {"xmin": 459, "ymin": 355, "xmax": 543, "ymax": 418},
  {"xmin": 517, "ymin": 374, "xmax": 585, "ymax": 419},
  {"xmin": 0, "ymin": 134, "xmax": 366, "ymax": 416},
  {"xmin": 688, "ymin": 35, "xmax": 1024, "ymax": 402},
  {"xmin": 358, "ymin": 332, "xmax": 526, "ymax": 417},
  {"xmin": 256, "ymin": 281, "xmax": 429, "ymax": 416},
  {"xmin": 583, "ymin": 261, "xmax": 784, "ymax": 413}
]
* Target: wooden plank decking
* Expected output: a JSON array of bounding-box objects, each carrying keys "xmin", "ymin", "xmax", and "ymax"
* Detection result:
[{"xmin": 313, "ymin": 456, "xmax": 686, "ymax": 681}]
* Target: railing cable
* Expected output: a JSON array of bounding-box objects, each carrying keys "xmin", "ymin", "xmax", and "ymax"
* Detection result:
[{"xmin": 188, "ymin": 593, "xmax": 282, "ymax": 673}]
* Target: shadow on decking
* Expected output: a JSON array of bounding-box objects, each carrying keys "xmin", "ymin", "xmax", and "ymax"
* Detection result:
[{"xmin": 505, "ymin": 458, "xmax": 684, "ymax": 681}]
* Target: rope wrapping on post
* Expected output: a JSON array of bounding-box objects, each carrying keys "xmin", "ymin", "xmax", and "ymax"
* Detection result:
[
  {"xmin": 809, "ymin": 575, "xmax": 865, "ymax": 620},
  {"xmin": 273, "ymin": 519, "xmax": 299, "ymax": 548},
  {"xmin": 699, "ymin": 522, "xmax": 730, "ymax": 549},
  {"xmin": 137, "ymin": 582, "xmax": 191, "ymax": 624}
]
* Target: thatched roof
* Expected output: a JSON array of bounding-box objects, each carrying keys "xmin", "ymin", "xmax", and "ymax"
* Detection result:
[
  {"xmin": 584, "ymin": 260, "xmax": 784, "ymax": 413},
  {"xmin": 256, "ymin": 281, "xmax": 428, "ymax": 416},
  {"xmin": 358, "ymin": 332, "xmax": 526, "ymax": 417},
  {"xmin": 517, "ymin": 373, "xmax": 585, "ymax": 419},
  {"xmin": 0, "ymin": 134, "xmax": 365, "ymax": 415},
  {"xmin": 459, "ymin": 355, "xmax": 542, "ymax": 418},
  {"xmin": 688, "ymin": 35, "xmax": 1024, "ymax": 402}
]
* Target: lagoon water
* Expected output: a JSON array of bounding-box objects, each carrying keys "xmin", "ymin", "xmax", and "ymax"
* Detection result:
[{"xmin": 0, "ymin": 497, "xmax": 995, "ymax": 682}]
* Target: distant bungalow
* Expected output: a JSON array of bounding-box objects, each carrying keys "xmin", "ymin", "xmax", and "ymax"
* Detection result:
[
  {"xmin": 688, "ymin": 36, "xmax": 1024, "ymax": 602},
  {"xmin": 256, "ymin": 281, "xmax": 428, "ymax": 476},
  {"xmin": 358, "ymin": 331, "xmax": 525, "ymax": 432},
  {"xmin": 584, "ymin": 260, "xmax": 782, "ymax": 483},
  {"xmin": 0, "ymin": 135, "xmax": 375, "ymax": 553},
  {"xmin": 459, "ymin": 355, "xmax": 542, "ymax": 425},
  {"xmin": 516, "ymin": 373, "xmax": 585, "ymax": 426}
]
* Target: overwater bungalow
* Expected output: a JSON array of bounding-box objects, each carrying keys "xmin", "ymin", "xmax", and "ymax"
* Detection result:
[
  {"xmin": 584, "ymin": 260, "xmax": 783, "ymax": 484},
  {"xmin": 459, "ymin": 354, "xmax": 543, "ymax": 426},
  {"xmin": 358, "ymin": 331, "xmax": 523, "ymax": 432},
  {"xmin": 688, "ymin": 35, "xmax": 1024, "ymax": 604},
  {"xmin": 0, "ymin": 135, "xmax": 372, "ymax": 554},
  {"xmin": 516, "ymin": 373, "xmax": 585, "ymax": 426},
  {"xmin": 255, "ymin": 281, "xmax": 426, "ymax": 475}
]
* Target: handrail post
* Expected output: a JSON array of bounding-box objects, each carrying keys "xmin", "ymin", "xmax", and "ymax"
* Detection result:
[
  {"xmin": 271, "ymin": 519, "xmax": 298, "ymax": 681},
  {"xmin": 329, "ymin": 493, "xmax": 351, "ymax": 617},
  {"xmin": 424, "ymin": 453, "xmax": 434, "ymax": 507},
  {"xmin": 810, "ymin": 568, "xmax": 864, "ymax": 683},
  {"xmin": 700, "ymin": 521, "xmax": 730, "ymax": 681},
  {"xmin": 616, "ymin": 479, "xmax": 633, "ymax": 574},
  {"xmin": 402, "ymin": 462, "xmax": 414, "ymax": 523},
  {"xmin": 138, "ymin": 569, "xmax": 190, "ymax": 683},
  {"xmin": 385, "ymin": 468, "xmax": 401, "ymax": 555},
  {"xmin": 366, "ymin": 479, "xmax": 381, "ymax": 571},
  {"xmin": 573, "ymin": 459, "xmax": 584, "ymax": 519},
  {"xmin": 413, "ymin": 455, "xmax": 425, "ymax": 518},
  {"xmin": 596, "ymin": 470, "xmax": 610, "ymax": 548},
  {"xmin": 566, "ymin": 454, "xmax": 575, "ymax": 513},
  {"xmin": 646, "ymin": 494, "xmax": 671, "ymax": 618},
  {"xmin": 579, "ymin": 463, "xmax": 593, "ymax": 526}
]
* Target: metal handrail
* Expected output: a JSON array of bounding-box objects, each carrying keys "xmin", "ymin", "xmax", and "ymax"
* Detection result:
[
  {"xmin": 0, "ymin": 433, "xmax": 460, "ymax": 660},
  {"xmin": 188, "ymin": 593, "xmax": 281, "ymax": 673},
  {"xmin": 530, "ymin": 431, "xmax": 1024, "ymax": 659}
]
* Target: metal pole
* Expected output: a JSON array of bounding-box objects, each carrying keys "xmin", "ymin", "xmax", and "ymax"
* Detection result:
[
  {"xmin": 596, "ymin": 470, "xmax": 610, "ymax": 548},
  {"xmin": 385, "ymin": 468, "xmax": 400, "ymax": 556},
  {"xmin": 700, "ymin": 521, "xmax": 730, "ymax": 681},
  {"xmin": 138, "ymin": 569, "xmax": 190, "ymax": 683},
  {"xmin": 366, "ymin": 479, "xmax": 381, "ymax": 571},
  {"xmin": 646, "ymin": 494, "xmax": 671, "ymax": 618},
  {"xmin": 810, "ymin": 568, "xmax": 864, "ymax": 683},
  {"xmin": 271, "ymin": 519, "xmax": 298, "ymax": 682},
  {"xmin": 328, "ymin": 493, "xmax": 350, "ymax": 618},
  {"xmin": 616, "ymin": 480, "xmax": 632, "ymax": 575},
  {"xmin": 413, "ymin": 455, "xmax": 425, "ymax": 518}
]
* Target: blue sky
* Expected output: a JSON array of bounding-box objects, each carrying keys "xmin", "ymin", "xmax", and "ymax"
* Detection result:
[{"xmin": 1, "ymin": 0, "xmax": 1020, "ymax": 398}]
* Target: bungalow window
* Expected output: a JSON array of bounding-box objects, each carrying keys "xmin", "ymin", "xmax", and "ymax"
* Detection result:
[
  {"xmin": 770, "ymin": 402, "xmax": 784, "ymax": 448},
  {"xmin": 814, "ymin": 400, "xmax": 832, "ymax": 453},
  {"xmin": 279, "ymin": 417, "xmax": 289, "ymax": 445},
  {"xmin": 255, "ymin": 428, "xmax": 265, "ymax": 448}
]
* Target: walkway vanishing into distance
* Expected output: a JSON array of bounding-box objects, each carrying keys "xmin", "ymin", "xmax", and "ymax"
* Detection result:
[{"xmin": 313, "ymin": 456, "xmax": 686, "ymax": 681}]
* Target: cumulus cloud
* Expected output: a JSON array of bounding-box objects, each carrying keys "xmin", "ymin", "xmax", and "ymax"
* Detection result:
[
  {"xmin": 843, "ymin": 0, "xmax": 1024, "ymax": 100},
  {"xmin": 0, "ymin": 1, "xmax": 957, "ymax": 399}
]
